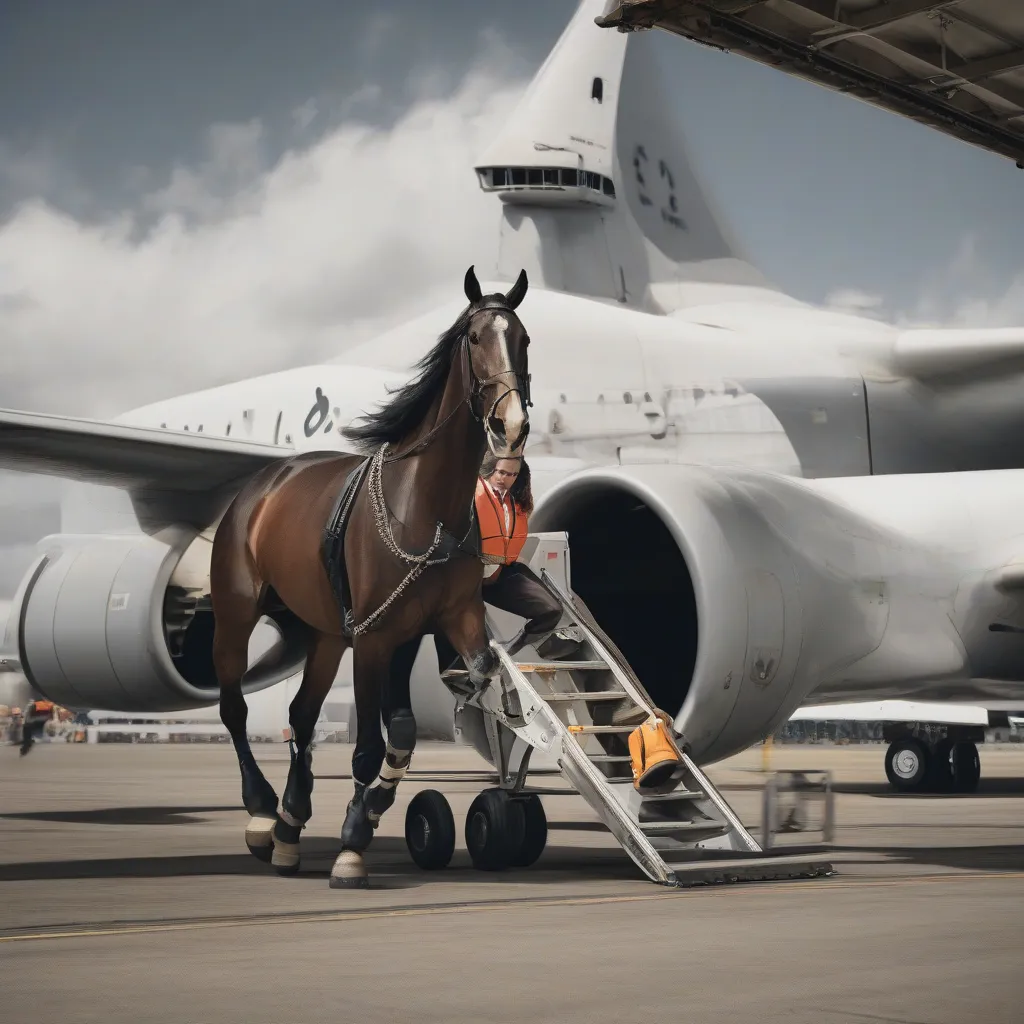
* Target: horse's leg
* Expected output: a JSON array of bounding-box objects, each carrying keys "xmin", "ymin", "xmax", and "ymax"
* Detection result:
[
  {"xmin": 436, "ymin": 600, "xmax": 498, "ymax": 689},
  {"xmin": 270, "ymin": 630, "xmax": 346, "ymax": 875},
  {"xmin": 359, "ymin": 635, "xmax": 421, "ymax": 834},
  {"xmin": 331, "ymin": 636, "xmax": 392, "ymax": 889},
  {"xmin": 214, "ymin": 603, "xmax": 279, "ymax": 862}
]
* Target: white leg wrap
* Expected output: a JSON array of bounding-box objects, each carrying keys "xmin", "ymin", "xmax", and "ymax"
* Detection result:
[
  {"xmin": 245, "ymin": 815, "xmax": 276, "ymax": 848},
  {"xmin": 380, "ymin": 761, "xmax": 408, "ymax": 782},
  {"xmin": 271, "ymin": 838, "xmax": 300, "ymax": 869}
]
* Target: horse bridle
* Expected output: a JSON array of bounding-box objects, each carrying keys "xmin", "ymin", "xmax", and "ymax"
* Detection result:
[{"xmin": 385, "ymin": 300, "xmax": 531, "ymax": 464}]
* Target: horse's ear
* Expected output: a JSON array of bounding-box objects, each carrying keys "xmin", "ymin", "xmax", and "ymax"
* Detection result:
[
  {"xmin": 464, "ymin": 265, "xmax": 483, "ymax": 305},
  {"xmin": 505, "ymin": 269, "xmax": 528, "ymax": 309}
]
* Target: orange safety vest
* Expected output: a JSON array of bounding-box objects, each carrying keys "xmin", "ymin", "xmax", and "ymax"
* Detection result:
[{"xmin": 475, "ymin": 478, "xmax": 528, "ymax": 566}]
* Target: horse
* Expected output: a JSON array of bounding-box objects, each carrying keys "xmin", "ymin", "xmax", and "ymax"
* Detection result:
[{"xmin": 210, "ymin": 265, "xmax": 532, "ymax": 888}]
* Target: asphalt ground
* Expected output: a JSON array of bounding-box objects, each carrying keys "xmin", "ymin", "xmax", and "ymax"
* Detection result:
[{"xmin": 1, "ymin": 741, "xmax": 1021, "ymax": 1023}]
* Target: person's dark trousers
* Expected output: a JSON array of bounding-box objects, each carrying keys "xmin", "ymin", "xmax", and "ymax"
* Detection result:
[{"xmin": 434, "ymin": 561, "xmax": 574, "ymax": 672}]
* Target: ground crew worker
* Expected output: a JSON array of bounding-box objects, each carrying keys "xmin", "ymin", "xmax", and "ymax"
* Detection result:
[
  {"xmin": 20, "ymin": 698, "xmax": 54, "ymax": 756},
  {"xmin": 387, "ymin": 454, "xmax": 579, "ymax": 712},
  {"xmin": 451, "ymin": 453, "xmax": 578, "ymax": 662}
]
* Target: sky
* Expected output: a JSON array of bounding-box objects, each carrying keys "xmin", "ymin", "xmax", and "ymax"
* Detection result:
[{"xmin": 1, "ymin": 0, "xmax": 1024, "ymax": 590}]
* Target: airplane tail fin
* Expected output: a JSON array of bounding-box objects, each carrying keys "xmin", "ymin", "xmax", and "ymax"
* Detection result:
[{"xmin": 474, "ymin": 0, "xmax": 783, "ymax": 312}]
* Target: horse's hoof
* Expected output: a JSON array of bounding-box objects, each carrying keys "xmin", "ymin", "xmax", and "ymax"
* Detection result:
[
  {"xmin": 271, "ymin": 827, "xmax": 301, "ymax": 875},
  {"xmin": 245, "ymin": 815, "xmax": 276, "ymax": 863},
  {"xmin": 329, "ymin": 850, "xmax": 369, "ymax": 889}
]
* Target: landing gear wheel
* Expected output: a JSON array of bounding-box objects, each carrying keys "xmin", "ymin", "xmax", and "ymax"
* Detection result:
[
  {"xmin": 405, "ymin": 790, "xmax": 456, "ymax": 870},
  {"xmin": 465, "ymin": 789, "xmax": 526, "ymax": 872},
  {"xmin": 951, "ymin": 741, "xmax": 981, "ymax": 793},
  {"xmin": 884, "ymin": 737, "xmax": 930, "ymax": 792},
  {"xmin": 511, "ymin": 794, "xmax": 548, "ymax": 868},
  {"xmin": 928, "ymin": 738, "xmax": 955, "ymax": 793}
]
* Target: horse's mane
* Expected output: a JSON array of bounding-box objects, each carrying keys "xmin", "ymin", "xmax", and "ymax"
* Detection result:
[{"xmin": 341, "ymin": 304, "xmax": 478, "ymax": 452}]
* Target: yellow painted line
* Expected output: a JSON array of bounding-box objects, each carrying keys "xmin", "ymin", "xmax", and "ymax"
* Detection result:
[{"xmin": 1, "ymin": 871, "xmax": 1021, "ymax": 945}]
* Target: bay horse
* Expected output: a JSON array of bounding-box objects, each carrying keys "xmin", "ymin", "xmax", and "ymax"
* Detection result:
[{"xmin": 210, "ymin": 266, "xmax": 532, "ymax": 888}]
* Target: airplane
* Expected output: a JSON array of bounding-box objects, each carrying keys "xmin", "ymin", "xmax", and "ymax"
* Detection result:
[{"xmin": 3, "ymin": 0, "xmax": 1024, "ymax": 797}]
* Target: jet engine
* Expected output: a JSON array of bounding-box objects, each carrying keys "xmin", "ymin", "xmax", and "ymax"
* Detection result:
[
  {"xmin": 531, "ymin": 464, "xmax": 902, "ymax": 764},
  {"xmin": 5, "ymin": 527, "xmax": 308, "ymax": 713}
]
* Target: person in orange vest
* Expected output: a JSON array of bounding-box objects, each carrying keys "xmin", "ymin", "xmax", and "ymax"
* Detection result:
[
  {"xmin": 384, "ymin": 454, "xmax": 579, "ymax": 719},
  {"xmin": 20, "ymin": 698, "xmax": 54, "ymax": 756},
  {"xmin": 433, "ymin": 453, "xmax": 579, "ymax": 674}
]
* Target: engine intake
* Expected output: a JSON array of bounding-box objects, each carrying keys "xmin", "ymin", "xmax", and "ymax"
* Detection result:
[
  {"xmin": 532, "ymin": 464, "xmax": 888, "ymax": 764},
  {"xmin": 8, "ymin": 528, "xmax": 308, "ymax": 713}
]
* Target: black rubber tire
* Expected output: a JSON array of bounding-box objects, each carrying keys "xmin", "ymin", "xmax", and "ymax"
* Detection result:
[
  {"xmin": 511, "ymin": 794, "xmax": 548, "ymax": 868},
  {"xmin": 465, "ymin": 789, "xmax": 526, "ymax": 871},
  {"xmin": 884, "ymin": 737, "xmax": 930, "ymax": 792},
  {"xmin": 405, "ymin": 790, "xmax": 456, "ymax": 871},
  {"xmin": 951, "ymin": 741, "xmax": 981, "ymax": 793},
  {"xmin": 927, "ymin": 738, "xmax": 955, "ymax": 793}
]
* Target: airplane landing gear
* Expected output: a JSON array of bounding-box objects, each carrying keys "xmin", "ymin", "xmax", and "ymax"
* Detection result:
[
  {"xmin": 884, "ymin": 731, "xmax": 981, "ymax": 794},
  {"xmin": 884, "ymin": 737, "xmax": 929, "ymax": 791}
]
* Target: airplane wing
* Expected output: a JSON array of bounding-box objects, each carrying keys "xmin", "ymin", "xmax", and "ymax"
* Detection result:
[
  {"xmin": 893, "ymin": 327, "xmax": 1024, "ymax": 385},
  {"xmin": 0, "ymin": 407, "xmax": 286, "ymax": 493}
]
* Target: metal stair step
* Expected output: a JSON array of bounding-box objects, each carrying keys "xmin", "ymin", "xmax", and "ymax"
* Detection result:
[
  {"xmin": 662, "ymin": 854, "xmax": 835, "ymax": 887},
  {"xmin": 568, "ymin": 724, "xmax": 635, "ymax": 735},
  {"xmin": 516, "ymin": 660, "xmax": 609, "ymax": 672},
  {"xmin": 541, "ymin": 691, "xmax": 632, "ymax": 702},
  {"xmin": 586, "ymin": 754, "xmax": 632, "ymax": 764},
  {"xmin": 639, "ymin": 820, "xmax": 730, "ymax": 837}
]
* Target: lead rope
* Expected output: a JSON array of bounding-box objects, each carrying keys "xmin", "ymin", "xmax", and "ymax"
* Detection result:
[{"xmin": 349, "ymin": 443, "xmax": 449, "ymax": 637}]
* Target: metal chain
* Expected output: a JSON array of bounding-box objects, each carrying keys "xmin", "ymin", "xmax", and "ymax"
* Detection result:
[{"xmin": 349, "ymin": 443, "xmax": 450, "ymax": 637}]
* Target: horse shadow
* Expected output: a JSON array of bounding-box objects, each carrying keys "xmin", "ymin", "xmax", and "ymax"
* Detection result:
[{"xmin": 0, "ymin": 823, "xmax": 642, "ymax": 888}]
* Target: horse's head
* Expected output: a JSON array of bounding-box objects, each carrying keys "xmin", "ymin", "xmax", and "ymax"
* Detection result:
[{"xmin": 463, "ymin": 265, "xmax": 531, "ymax": 458}]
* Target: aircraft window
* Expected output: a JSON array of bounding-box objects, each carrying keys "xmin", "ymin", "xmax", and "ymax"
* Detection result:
[
  {"xmin": 511, "ymin": 168, "xmax": 526, "ymax": 185},
  {"xmin": 160, "ymin": 423, "xmax": 166, "ymax": 429},
  {"xmin": 274, "ymin": 411, "xmax": 282, "ymax": 445},
  {"xmin": 226, "ymin": 423, "xmax": 231, "ymax": 436},
  {"xmin": 527, "ymin": 169, "xmax": 542, "ymax": 185},
  {"xmin": 543, "ymin": 169, "xmax": 558, "ymax": 185},
  {"xmin": 562, "ymin": 168, "xmax": 578, "ymax": 186},
  {"xmin": 603, "ymin": 177, "xmax": 615, "ymax": 197},
  {"xmin": 592, "ymin": 77, "xmax": 603, "ymax": 103},
  {"xmin": 623, "ymin": 392, "xmax": 632, "ymax": 404}
]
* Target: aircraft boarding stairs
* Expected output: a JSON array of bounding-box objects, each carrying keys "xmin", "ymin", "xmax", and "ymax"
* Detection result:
[{"xmin": 443, "ymin": 533, "xmax": 834, "ymax": 887}]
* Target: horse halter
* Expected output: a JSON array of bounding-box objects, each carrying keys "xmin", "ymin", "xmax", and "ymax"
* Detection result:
[{"xmin": 464, "ymin": 300, "xmax": 533, "ymax": 437}]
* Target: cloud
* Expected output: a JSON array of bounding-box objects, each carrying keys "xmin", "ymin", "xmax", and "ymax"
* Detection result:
[
  {"xmin": 891, "ymin": 235, "xmax": 1024, "ymax": 329},
  {"xmin": 0, "ymin": 49, "xmax": 524, "ymax": 419}
]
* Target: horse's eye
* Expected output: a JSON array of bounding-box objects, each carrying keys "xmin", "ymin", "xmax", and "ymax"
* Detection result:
[{"xmin": 469, "ymin": 332, "xmax": 480, "ymax": 346}]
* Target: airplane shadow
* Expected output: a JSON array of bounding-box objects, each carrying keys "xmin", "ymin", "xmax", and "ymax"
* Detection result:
[
  {"xmin": 830, "ymin": 778, "xmax": 1024, "ymax": 798},
  {"xmin": 826, "ymin": 842, "xmax": 1024, "ymax": 874}
]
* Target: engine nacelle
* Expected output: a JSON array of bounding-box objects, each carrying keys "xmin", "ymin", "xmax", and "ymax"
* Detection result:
[
  {"xmin": 531, "ymin": 464, "xmax": 896, "ymax": 764},
  {"xmin": 6, "ymin": 528, "xmax": 308, "ymax": 713}
]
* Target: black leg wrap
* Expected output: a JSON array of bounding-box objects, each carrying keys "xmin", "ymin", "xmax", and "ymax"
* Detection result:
[
  {"xmin": 273, "ymin": 818, "xmax": 303, "ymax": 847},
  {"xmin": 340, "ymin": 781, "xmax": 374, "ymax": 853},
  {"xmin": 240, "ymin": 758, "xmax": 279, "ymax": 818},
  {"xmin": 364, "ymin": 783, "xmax": 396, "ymax": 822},
  {"xmin": 281, "ymin": 739, "xmax": 314, "ymax": 826},
  {"xmin": 387, "ymin": 708, "xmax": 417, "ymax": 753}
]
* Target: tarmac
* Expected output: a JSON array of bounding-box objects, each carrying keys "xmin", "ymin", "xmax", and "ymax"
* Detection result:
[{"xmin": 1, "ymin": 739, "xmax": 1022, "ymax": 1023}]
